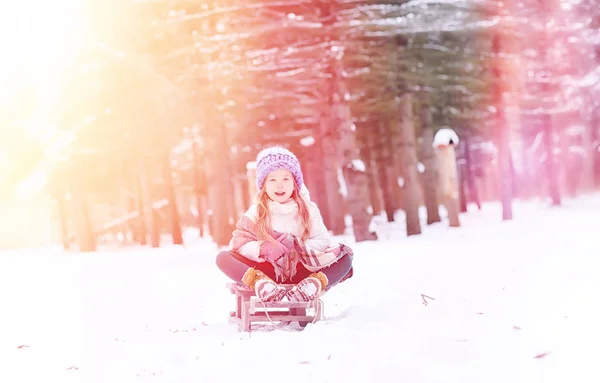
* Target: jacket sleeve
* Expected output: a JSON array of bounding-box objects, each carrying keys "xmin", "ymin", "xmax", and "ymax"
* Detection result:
[
  {"xmin": 229, "ymin": 205, "xmax": 265, "ymax": 263},
  {"xmin": 303, "ymin": 201, "xmax": 331, "ymax": 252}
]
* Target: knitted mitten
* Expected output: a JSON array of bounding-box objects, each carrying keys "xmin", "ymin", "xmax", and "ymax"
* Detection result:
[
  {"xmin": 286, "ymin": 272, "xmax": 328, "ymax": 302},
  {"xmin": 241, "ymin": 268, "xmax": 286, "ymax": 302}
]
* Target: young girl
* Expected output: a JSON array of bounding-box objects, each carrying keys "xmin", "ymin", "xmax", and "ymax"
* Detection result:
[{"xmin": 216, "ymin": 146, "xmax": 353, "ymax": 302}]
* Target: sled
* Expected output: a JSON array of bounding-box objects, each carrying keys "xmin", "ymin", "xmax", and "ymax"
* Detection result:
[{"xmin": 227, "ymin": 282, "xmax": 323, "ymax": 332}]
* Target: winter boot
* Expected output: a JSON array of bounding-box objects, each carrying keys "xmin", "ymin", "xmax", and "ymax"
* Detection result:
[
  {"xmin": 286, "ymin": 272, "xmax": 328, "ymax": 302},
  {"xmin": 241, "ymin": 268, "xmax": 286, "ymax": 302}
]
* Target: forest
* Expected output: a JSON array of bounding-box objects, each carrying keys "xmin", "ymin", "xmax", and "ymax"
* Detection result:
[{"xmin": 1, "ymin": 0, "xmax": 599, "ymax": 250}]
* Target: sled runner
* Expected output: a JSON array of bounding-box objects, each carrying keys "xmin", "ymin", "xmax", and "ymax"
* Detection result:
[{"xmin": 227, "ymin": 282, "xmax": 323, "ymax": 332}]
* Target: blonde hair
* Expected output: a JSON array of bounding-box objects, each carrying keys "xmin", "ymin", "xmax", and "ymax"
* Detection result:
[{"xmin": 255, "ymin": 183, "xmax": 312, "ymax": 244}]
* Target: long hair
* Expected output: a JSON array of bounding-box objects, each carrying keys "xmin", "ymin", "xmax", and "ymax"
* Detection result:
[{"xmin": 255, "ymin": 183, "xmax": 312, "ymax": 244}]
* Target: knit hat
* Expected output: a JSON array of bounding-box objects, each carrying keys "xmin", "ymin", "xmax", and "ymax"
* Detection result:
[{"xmin": 255, "ymin": 146, "xmax": 304, "ymax": 190}]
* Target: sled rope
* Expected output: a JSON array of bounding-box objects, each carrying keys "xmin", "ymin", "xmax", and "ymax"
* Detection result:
[
  {"xmin": 253, "ymin": 300, "xmax": 299, "ymax": 332},
  {"xmin": 251, "ymin": 297, "xmax": 325, "ymax": 330},
  {"xmin": 307, "ymin": 299, "xmax": 321, "ymax": 324}
]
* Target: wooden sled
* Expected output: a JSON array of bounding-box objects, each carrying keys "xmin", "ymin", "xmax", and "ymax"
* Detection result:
[{"xmin": 227, "ymin": 282, "xmax": 323, "ymax": 332}]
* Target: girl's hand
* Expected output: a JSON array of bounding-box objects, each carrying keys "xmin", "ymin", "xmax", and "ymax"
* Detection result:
[
  {"xmin": 260, "ymin": 233, "xmax": 294, "ymax": 262},
  {"xmin": 260, "ymin": 241, "xmax": 286, "ymax": 262},
  {"xmin": 276, "ymin": 233, "xmax": 295, "ymax": 252}
]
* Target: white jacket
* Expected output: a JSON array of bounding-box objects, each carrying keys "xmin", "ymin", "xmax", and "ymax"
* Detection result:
[{"xmin": 230, "ymin": 185, "xmax": 337, "ymax": 271}]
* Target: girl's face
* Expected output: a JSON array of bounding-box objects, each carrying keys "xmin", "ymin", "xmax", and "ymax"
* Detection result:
[{"xmin": 264, "ymin": 169, "xmax": 295, "ymax": 203}]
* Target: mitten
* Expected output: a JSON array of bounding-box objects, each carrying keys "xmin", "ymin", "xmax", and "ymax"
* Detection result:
[{"xmin": 260, "ymin": 233, "xmax": 295, "ymax": 263}]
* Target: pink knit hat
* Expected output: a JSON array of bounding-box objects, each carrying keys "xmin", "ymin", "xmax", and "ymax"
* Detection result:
[{"xmin": 255, "ymin": 146, "xmax": 304, "ymax": 190}]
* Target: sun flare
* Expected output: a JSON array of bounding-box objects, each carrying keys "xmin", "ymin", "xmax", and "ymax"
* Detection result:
[{"xmin": 0, "ymin": 1, "xmax": 86, "ymax": 140}]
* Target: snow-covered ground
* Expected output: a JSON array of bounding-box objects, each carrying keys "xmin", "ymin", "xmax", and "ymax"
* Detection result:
[{"xmin": 2, "ymin": 194, "xmax": 600, "ymax": 383}]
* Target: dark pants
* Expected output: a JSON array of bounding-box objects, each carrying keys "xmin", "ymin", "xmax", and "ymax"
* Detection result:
[{"xmin": 216, "ymin": 250, "xmax": 353, "ymax": 291}]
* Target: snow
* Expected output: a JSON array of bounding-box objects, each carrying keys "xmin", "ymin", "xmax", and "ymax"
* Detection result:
[
  {"xmin": 2, "ymin": 194, "xmax": 600, "ymax": 383},
  {"xmin": 299, "ymin": 136, "xmax": 315, "ymax": 147},
  {"xmin": 575, "ymin": 66, "xmax": 600, "ymax": 87},
  {"xmin": 350, "ymin": 159, "xmax": 366, "ymax": 172},
  {"xmin": 565, "ymin": 125, "xmax": 585, "ymax": 136},
  {"xmin": 337, "ymin": 166, "xmax": 347, "ymax": 198},
  {"xmin": 276, "ymin": 68, "xmax": 306, "ymax": 78},
  {"xmin": 368, "ymin": 211, "xmax": 387, "ymax": 235},
  {"xmin": 433, "ymin": 128, "xmax": 460, "ymax": 147},
  {"xmin": 568, "ymin": 145, "xmax": 587, "ymax": 156}
]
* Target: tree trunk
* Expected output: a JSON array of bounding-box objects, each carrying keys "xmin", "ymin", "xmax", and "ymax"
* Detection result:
[
  {"xmin": 192, "ymin": 139, "xmax": 206, "ymax": 237},
  {"xmin": 459, "ymin": 165, "xmax": 468, "ymax": 213},
  {"xmin": 376, "ymin": 119, "xmax": 396, "ymax": 222},
  {"xmin": 139, "ymin": 155, "xmax": 160, "ymax": 247},
  {"xmin": 227, "ymin": 149, "xmax": 239, "ymax": 225},
  {"xmin": 580, "ymin": 122, "xmax": 595, "ymax": 192},
  {"xmin": 362, "ymin": 128, "xmax": 384, "ymax": 215},
  {"xmin": 124, "ymin": 193, "xmax": 135, "ymax": 244},
  {"xmin": 240, "ymin": 178, "xmax": 250, "ymax": 211},
  {"xmin": 463, "ymin": 136, "xmax": 481, "ymax": 209},
  {"xmin": 205, "ymin": 122, "xmax": 234, "ymax": 246},
  {"xmin": 301, "ymin": 145, "xmax": 322, "ymax": 206},
  {"xmin": 162, "ymin": 150, "xmax": 183, "ymax": 245},
  {"xmin": 519, "ymin": 115, "xmax": 534, "ymax": 199},
  {"xmin": 509, "ymin": 149, "xmax": 519, "ymax": 198},
  {"xmin": 341, "ymin": 161, "xmax": 377, "ymax": 241},
  {"xmin": 56, "ymin": 193, "xmax": 70, "ymax": 250},
  {"xmin": 538, "ymin": 0, "xmax": 561, "ymax": 206},
  {"xmin": 497, "ymin": 120, "xmax": 514, "ymax": 219},
  {"xmin": 436, "ymin": 146, "xmax": 461, "ymax": 227},
  {"xmin": 557, "ymin": 115, "xmax": 573, "ymax": 197},
  {"xmin": 117, "ymin": 163, "xmax": 133, "ymax": 244},
  {"xmin": 491, "ymin": 33, "xmax": 514, "ymax": 220},
  {"xmin": 301, "ymin": 144, "xmax": 335, "ymax": 234},
  {"xmin": 319, "ymin": 109, "xmax": 346, "ymax": 236},
  {"xmin": 593, "ymin": 110, "xmax": 600, "ymax": 187},
  {"xmin": 418, "ymin": 103, "xmax": 441, "ymax": 224},
  {"xmin": 397, "ymin": 94, "xmax": 422, "ymax": 236},
  {"xmin": 74, "ymin": 191, "xmax": 96, "ymax": 252},
  {"xmin": 310, "ymin": 0, "xmax": 347, "ymax": 235},
  {"xmin": 542, "ymin": 117, "xmax": 561, "ymax": 205},
  {"xmin": 387, "ymin": 120, "xmax": 404, "ymax": 213},
  {"xmin": 134, "ymin": 164, "xmax": 147, "ymax": 245},
  {"xmin": 331, "ymin": 66, "xmax": 376, "ymax": 242}
]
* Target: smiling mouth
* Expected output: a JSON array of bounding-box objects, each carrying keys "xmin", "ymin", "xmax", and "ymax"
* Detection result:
[{"xmin": 274, "ymin": 192, "xmax": 286, "ymax": 197}]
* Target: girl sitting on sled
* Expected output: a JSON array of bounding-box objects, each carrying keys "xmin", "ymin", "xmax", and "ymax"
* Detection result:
[{"xmin": 216, "ymin": 146, "xmax": 353, "ymax": 302}]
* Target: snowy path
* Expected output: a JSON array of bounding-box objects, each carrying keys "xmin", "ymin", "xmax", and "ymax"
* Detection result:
[{"xmin": 1, "ymin": 195, "xmax": 599, "ymax": 383}]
